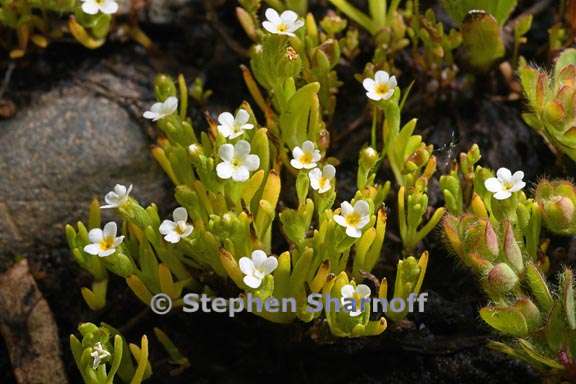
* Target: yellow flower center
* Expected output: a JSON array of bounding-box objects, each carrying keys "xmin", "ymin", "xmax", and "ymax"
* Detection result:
[
  {"xmin": 345, "ymin": 213, "xmax": 361, "ymax": 227},
  {"xmin": 300, "ymin": 152, "xmax": 313, "ymax": 164},
  {"xmin": 231, "ymin": 158, "xmax": 242, "ymax": 167},
  {"xmin": 99, "ymin": 237, "xmax": 114, "ymax": 251},
  {"xmin": 503, "ymin": 181, "xmax": 514, "ymax": 190},
  {"xmin": 375, "ymin": 83, "xmax": 389, "ymax": 96},
  {"xmin": 318, "ymin": 177, "xmax": 328, "ymax": 189},
  {"xmin": 277, "ymin": 23, "xmax": 288, "ymax": 32},
  {"xmin": 176, "ymin": 222, "xmax": 188, "ymax": 235}
]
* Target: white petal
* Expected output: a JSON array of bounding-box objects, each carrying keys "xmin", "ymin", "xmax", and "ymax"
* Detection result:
[
  {"xmin": 84, "ymin": 243, "xmax": 101, "ymax": 256},
  {"xmin": 281, "ymin": 10, "xmax": 298, "ymax": 23},
  {"xmin": 241, "ymin": 123, "xmax": 254, "ymax": 131},
  {"xmin": 346, "ymin": 226, "xmax": 362, "ymax": 238},
  {"xmin": 260, "ymin": 257, "xmax": 278, "ymax": 275},
  {"xmin": 323, "ymin": 164, "xmax": 336, "ymax": 179},
  {"xmin": 309, "ymin": 168, "xmax": 322, "ymax": 187},
  {"xmin": 218, "ymin": 112, "xmax": 235, "ymax": 127},
  {"xmin": 235, "ymin": 109, "xmax": 250, "ymax": 125},
  {"xmin": 163, "ymin": 96, "xmax": 179, "ymax": 114},
  {"xmin": 99, "ymin": 248, "xmax": 116, "ymax": 257},
  {"xmin": 302, "ymin": 161, "xmax": 317, "ymax": 170},
  {"xmin": 265, "ymin": 8, "xmax": 281, "ymax": 23},
  {"xmin": 311, "ymin": 150, "xmax": 322, "ymax": 163},
  {"xmin": 510, "ymin": 181, "xmax": 526, "ymax": 193},
  {"xmin": 340, "ymin": 284, "xmax": 355, "ymax": 299},
  {"xmin": 292, "ymin": 146, "xmax": 304, "ymax": 159},
  {"xmin": 243, "ymin": 275, "xmax": 262, "ymax": 289},
  {"xmin": 103, "ymin": 192, "xmax": 120, "ymax": 207},
  {"xmin": 251, "ymin": 250, "xmax": 268, "ymax": 267},
  {"xmin": 159, "ymin": 220, "xmax": 176, "ymax": 235},
  {"xmin": 239, "ymin": 257, "xmax": 256, "ymax": 275},
  {"xmin": 302, "ymin": 140, "xmax": 315, "ymax": 152},
  {"xmin": 366, "ymin": 91, "xmax": 382, "ymax": 101},
  {"xmin": 88, "ymin": 228, "xmax": 103, "ymax": 243},
  {"xmin": 150, "ymin": 102, "xmax": 164, "ymax": 114},
  {"xmin": 218, "ymin": 124, "xmax": 233, "ymax": 138},
  {"xmin": 290, "ymin": 159, "xmax": 304, "ymax": 169},
  {"xmin": 354, "ymin": 200, "xmax": 370, "ymax": 216},
  {"xmin": 333, "ymin": 215, "xmax": 347, "ymax": 227},
  {"xmin": 164, "ymin": 232, "xmax": 181, "ymax": 244},
  {"xmin": 382, "ymin": 90, "xmax": 394, "ymax": 100},
  {"xmin": 219, "ymin": 144, "xmax": 235, "ymax": 161},
  {"xmin": 181, "ymin": 225, "xmax": 194, "ymax": 238},
  {"xmin": 232, "ymin": 166, "xmax": 250, "ymax": 182},
  {"xmin": 262, "ymin": 21, "xmax": 277, "ymax": 34},
  {"xmin": 103, "ymin": 222, "xmax": 117, "ymax": 238},
  {"xmin": 388, "ymin": 76, "xmax": 398, "ymax": 88},
  {"xmin": 356, "ymin": 284, "xmax": 371, "ymax": 298},
  {"xmin": 216, "ymin": 162, "xmax": 234, "ymax": 179},
  {"xmin": 512, "ymin": 171, "xmax": 525, "ymax": 182},
  {"xmin": 375, "ymin": 70, "xmax": 390, "ymax": 83},
  {"xmin": 101, "ymin": 0, "xmax": 118, "ymax": 14},
  {"xmin": 289, "ymin": 19, "xmax": 305, "ymax": 32},
  {"xmin": 357, "ymin": 216, "xmax": 370, "ymax": 229},
  {"xmin": 173, "ymin": 207, "xmax": 188, "ymax": 222},
  {"xmin": 235, "ymin": 140, "xmax": 251, "ymax": 156},
  {"xmin": 484, "ymin": 178, "xmax": 503, "ymax": 193},
  {"xmin": 244, "ymin": 154, "xmax": 260, "ymax": 171},
  {"xmin": 318, "ymin": 182, "xmax": 331, "ymax": 194},
  {"xmin": 81, "ymin": 1, "xmax": 99, "ymax": 14},
  {"xmin": 341, "ymin": 201, "xmax": 354, "ymax": 216},
  {"xmin": 143, "ymin": 111, "xmax": 159, "ymax": 120},
  {"xmin": 494, "ymin": 190, "xmax": 512, "ymax": 200},
  {"xmin": 496, "ymin": 167, "xmax": 512, "ymax": 182},
  {"xmin": 348, "ymin": 309, "xmax": 362, "ymax": 317},
  {"xmin": 362, "ymin": 78, "xmax": 376, "ymax": 92},
  {"xmin": 114, "ymin": 184, "xmax": 126, "ymax": 195}
]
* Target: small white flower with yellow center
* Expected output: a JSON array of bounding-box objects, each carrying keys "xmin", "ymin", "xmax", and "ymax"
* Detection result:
[
  {"xmin": 101, "ymin": 184, "xmax": 132, "ymax": 209},
  {"xmin": 290, "ymin": 140, "xmax": 321, "ymax": 170},
  {"xmin": 216, "ymin": 140, "xmax": 260, "ymax": 182},
  {"xmin": 143, "ymin": 96, "xmax": 178, "ymax": 121},
  {"xmin": 362, "ymin": 70, "xmax": 397, "ymax": 101},
  {"xmin": 81, "ymin": 0, "xmax": 119, "ymax": 15},
  {"xmin": 159, "ymin": 207, "xmax": 194, "ymax": 244},
  {"xmin": 340, "ymin": 284, "xmax": 371, "ymax": 317},
  {"xmin": 262, "ymin": 8, "xmax": 304, "ymax": 37},
  {"xmin": 84, "ymin": 222, "xmax": 124, "ymax": 257},
  {"xmin": 309, "ymin": 164, "xmax": 336, "ymax": 194},
  {"xmin": 90, "ymin": 342, "xmax": 111, "ymax": 369},
  {"xmin": 217, "ymin": 109, "xmax": 254, "ymax": 139},
  {"xmin": 484, "ymin": 168, "xmax": 526, "ymax": 200},
  {"xmin": 333, "ymin": 200, "xmax": 370, "ymax": 238},
  {"xmin": 239, "ymin": 250, "xmax": 279, "ymax": 289}
]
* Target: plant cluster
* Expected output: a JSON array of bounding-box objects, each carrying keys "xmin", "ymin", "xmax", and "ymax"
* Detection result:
[
  {"xmin": 0, "ymin": 0, "xmax": 124, "ymax": 58},
  {"xmin": 59, "ymin": 1, "xmax": 576, "ymax": 382}
]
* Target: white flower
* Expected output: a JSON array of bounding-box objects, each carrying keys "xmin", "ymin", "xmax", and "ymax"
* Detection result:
[
  {"xmin": 484, "ymin": 168, "xmax": 526, "ymax": 200},
  {"xmin": 334, "ymin": 200, "xmax": 370, "ymax": 238},
  {"xmin": 216, "ymin": 140, "xmax": 260, "ymax": 182},
  {"xmin": 239, "ymin": 250, "xmax": 279, "ymax": 289},
  {"xmin": 309, "ymin": 164, "xmax": 336, "ymax": 194},
  {"xmin": 143, "ymin": 96, "xmax": 178, "ymax": 121},
  {"xmin": 159, "ymin": 207, "xmax": 194, "ymax": 244},
  {"xmin": 90, "ymin": 342, "xmax": 111, "ymax": 369},
  {"xmin": 262, "ymin": 8, "xmax": 304, "ymax": 37},
  {"xmin": 362, "ymin": 70, "xmax": 397, "ymax": 101},
  {"xmin": 290, "ymin": 140, "xmax": 321, "ymax": 170},
  {"xmin": 340, "ymin": 284, "xmax": 371, "ymax": 317},
  {"xmin": 84, "ymin": 222, "xmax": 124, "ymax": 257},
  {"xmin": 101, "ymin": 184, "xmax": 132, "ymax": 209},
  {"xmin": 217, "ymin": 109, "xmax": 254, "ymax": 139},
  {"xmin": 81, "ymin": 0, "xmax": 119, "ymax": 15}
]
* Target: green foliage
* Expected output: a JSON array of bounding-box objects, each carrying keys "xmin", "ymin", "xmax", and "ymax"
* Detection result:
[
  {"xmin": 440, "ymin": 0, "xmax": 517, "ymax": 25},
  {"xmin": 520, "ymin": 49, "xmax": 576, "ymax": 161}
]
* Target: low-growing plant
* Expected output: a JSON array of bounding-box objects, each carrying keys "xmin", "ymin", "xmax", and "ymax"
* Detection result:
[{"xmin": 442, "ymin": 144, "xmax": 576, "ymax": 382}]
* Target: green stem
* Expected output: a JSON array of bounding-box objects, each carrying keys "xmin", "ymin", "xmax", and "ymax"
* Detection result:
[{"xmin": 328, "ymin": 0, "xmax": 377, "ymax": 34}]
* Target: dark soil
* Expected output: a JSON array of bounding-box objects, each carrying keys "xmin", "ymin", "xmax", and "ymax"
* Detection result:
[{"xmin": 1, "ymin": 0, "xmax": 574, "ymax": 383}]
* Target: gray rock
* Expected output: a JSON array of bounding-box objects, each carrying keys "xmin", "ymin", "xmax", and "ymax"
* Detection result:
[{"xmin": 0, "ymin": 61, "xmax": 171, "ymax": 269}]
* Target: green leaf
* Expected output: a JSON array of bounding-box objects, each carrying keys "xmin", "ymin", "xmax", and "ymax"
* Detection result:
[
  {"xmin": 480, "ymin": 305, "xmax": 529, "ymax": 337},
  {"xmin": 461, "ymin": 11, "xmax": 505, "ymax": 72},
  {"xmin": 441, "ymin": 0, "xmax": 517, "ymax": 25}
]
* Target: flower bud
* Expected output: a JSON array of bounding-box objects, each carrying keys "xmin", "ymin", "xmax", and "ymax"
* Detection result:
[
  {"xmin": 320, "ymin": 12, "xmax": 347, "ymax": 35},
  {"xmin": 486, "ymin": 263, "xmax": 519, "ymax": 295},
  {"xmin": 154, "ymin": 74, "xmax": 177, "ymax": 101},
  {"xmin": 535, "ymin": 179, "xmax": 576, "ymax": 235},
  {"xmin": 503, "ymin": 222, "xmax": 524, "ymax": 273}
]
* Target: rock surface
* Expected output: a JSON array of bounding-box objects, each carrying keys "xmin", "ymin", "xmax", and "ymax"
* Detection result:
[{"xmin": 0, "ymin": 55, "xmax": 172, "ymax": 271}]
